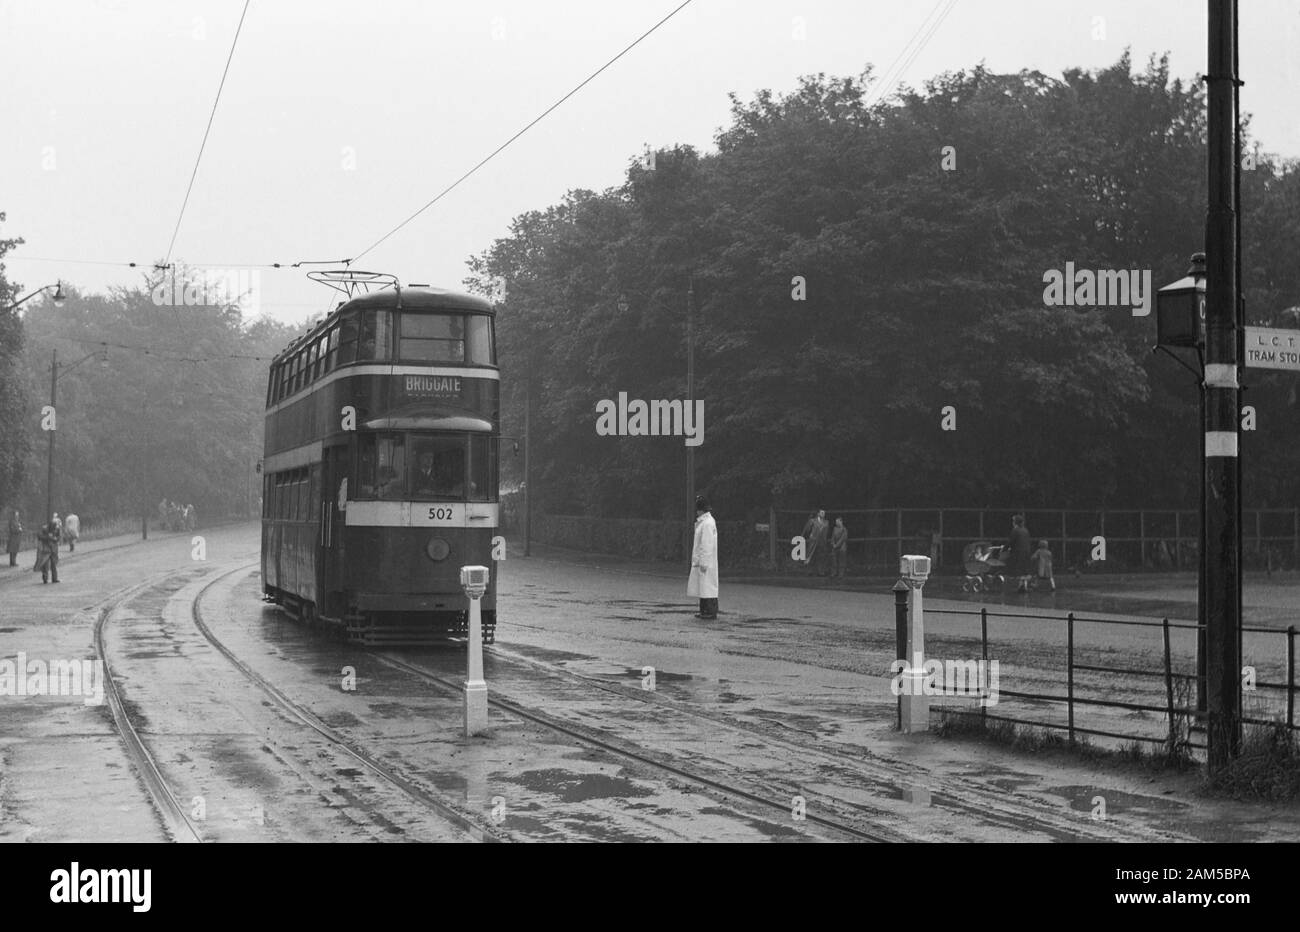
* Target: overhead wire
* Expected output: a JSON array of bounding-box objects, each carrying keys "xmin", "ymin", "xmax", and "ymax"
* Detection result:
[
  {"xmin": 863, "ymin": 0, "xmax": 960, "ymax": 109},
  {"xmin": 162, "ymin": 0, "xmax": 253, "ymax": 267},
  {"xmin": 350, "ymin": 0, "xmax": 694, "ymax": 264}
]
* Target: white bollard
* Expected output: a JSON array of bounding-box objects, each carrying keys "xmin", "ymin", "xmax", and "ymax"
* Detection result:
[
  {"xmin": 899, "ymin": 555, "xmax": 931, "ymax": 733},
  {"xmin": 460, "ymin": 565, "xmax": 490, "ymax": 736}
]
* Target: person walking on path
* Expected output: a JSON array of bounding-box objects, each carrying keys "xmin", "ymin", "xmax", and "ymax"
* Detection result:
[
  {"xmin": 35, "ymin": 520, "xmax": 60, "ymax": 584},
  {"xmin": 688, "ymin": 496, "xmax": 719, "ymax": 619},
  {"xmin": 1032, "ymin": 539, "xmax": 1056, "ymax": 591},
  {"xmin": 1006, "ymin": 514, "xmax": 1033, "ymax": 592},
  {"xmin": 63, "ymin": 513, "xmax": 80, "ymax": 552},
  {"xmin": 803, "ymin": 509, "xmax": 830, "ymax": 576},
  {"xmin": 830, "ymin": 517, "xmax": 848, "ymax": 578},
  {"xmin": 6, "ymin": 510, "xmax": 21, "ymax": 567}
]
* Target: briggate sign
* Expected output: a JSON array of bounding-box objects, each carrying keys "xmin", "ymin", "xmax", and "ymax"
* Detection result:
[
  {"xmin": 403, "ymin": 375, "xmax": 462, "ymax": 399},
  {"xmin": 1245, "ymin": 326, "xmax": 1300, "ymax": 371}
]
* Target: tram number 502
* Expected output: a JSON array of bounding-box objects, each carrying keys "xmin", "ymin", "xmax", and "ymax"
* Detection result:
[{"xmin": 428, "ymin": 507, "xmax": 455, "ymax": 521}]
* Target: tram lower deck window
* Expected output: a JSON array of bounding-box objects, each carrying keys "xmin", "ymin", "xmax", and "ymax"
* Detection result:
[{"xmin": 353, "ymin": 432, "xmax": 496, "ymax": 502}]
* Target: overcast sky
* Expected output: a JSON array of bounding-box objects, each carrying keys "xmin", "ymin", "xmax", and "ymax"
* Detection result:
[{"xmin": 3, "ymin": 0, "xmax": 1297, "ymax": 327}]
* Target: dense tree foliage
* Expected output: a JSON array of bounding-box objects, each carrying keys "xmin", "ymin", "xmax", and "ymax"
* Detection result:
[
  {"xmin": 467, "ymin": 54, "xmax": 1300, "ymax": 519},
  {"xmin": 5, "ymin": 270, "xmax": 298, "ymax": 527},
  {"xmin": 0, "ymin": 214, "xmax": 32, "ymax": 514}
]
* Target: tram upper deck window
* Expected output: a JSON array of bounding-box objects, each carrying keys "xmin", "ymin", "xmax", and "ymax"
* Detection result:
[
  {"xmin": 356, "ymin": 432, "xmax": 407, "ymax": 500},
  {"xmin": 357, "ymin": 309, "xmax": 392, "ymax": 361},
  {"xmin": 466, "ymin": 315, "xmax": 495, "ymax": 365},
  {"xmin": 400, "ymin": 314, "xmax": 465, "ymax": 363},
  {"xmin": 322, "ymin": 324, "xmax": 338, "ymax": 374},
  {"xmin": 337, "ymin": 312, "xmax": 359, "ymax": 365}
]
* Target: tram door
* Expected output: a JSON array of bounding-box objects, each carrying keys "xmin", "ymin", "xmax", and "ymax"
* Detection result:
[{"xmin": 319, "ymin": 443, "xmax": 348, "ymax": 618}]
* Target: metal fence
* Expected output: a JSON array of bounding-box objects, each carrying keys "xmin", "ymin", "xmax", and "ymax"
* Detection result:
[
  {"xmin": 912, "ymin": 605, "xmax": 1298, "ymax": 754},
  {"xmin": 779, "ymin": 507, "xmax": 1300, "ymax": 573}
]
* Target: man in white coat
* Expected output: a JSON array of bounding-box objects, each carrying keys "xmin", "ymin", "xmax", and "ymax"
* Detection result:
[{"xmin": 688, "ymin": 495, "xmax": 719, "ymax": 619}]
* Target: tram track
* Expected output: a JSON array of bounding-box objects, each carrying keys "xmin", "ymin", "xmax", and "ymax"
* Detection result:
[
  {"xmin": 186, "ymin": 561, "xmax": 505, "ymax": 842},
  {"xmin": 471, "ymin": 641, "xmax": 1190, "ymax": 843},
  {"xmin": 371, "ymin": 650, "xmax": 893, "ymax": 842},
  {"xmin": 93, "ymin": 570, "xmax": 208, "ymax": 843},
  {"xmin": 96, "ymin": 560, "xmax": 503, "ymax": 843}
]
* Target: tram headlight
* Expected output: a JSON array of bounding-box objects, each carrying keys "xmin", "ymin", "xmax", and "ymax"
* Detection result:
[{"xmin": 425, "ymin": 536, "xmax": 450, "ymax": 562}]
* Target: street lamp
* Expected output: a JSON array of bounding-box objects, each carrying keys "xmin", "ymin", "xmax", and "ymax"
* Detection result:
[
  {"xmin": 44, "ymin": 345, "xmax": 109, "ymax": 530},
  {"xmin": 5, "ymin": 281, "xmax": 65, "ymax": 313},
  {"xmin": 1156, "ymin": 253, "xmax": 1207, "ymax": 350}
]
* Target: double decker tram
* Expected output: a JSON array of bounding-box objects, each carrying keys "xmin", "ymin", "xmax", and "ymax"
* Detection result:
[{"xmin": 261, "ymin": 272, "xmax": 499, "ymax": 644}]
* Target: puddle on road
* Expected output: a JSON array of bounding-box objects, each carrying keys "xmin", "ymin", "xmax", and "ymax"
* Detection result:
[
  {"xmin": 503, "ymin": 767, "xmax": 654, "ymax": 804},
  {"xmin": 506, "ymin": 645, "xmax": 592, "ymax": 665},
  {"xmin": 623, "ymin": 667, "xmax": 694, "ymax": 682},
  {"xmin": 1050, "ymin": 784, "xmax": 1189, "ymax": 814},
  {"xmin": 697, "ymin": 805, "xmax": 807, "ymax": 840}
]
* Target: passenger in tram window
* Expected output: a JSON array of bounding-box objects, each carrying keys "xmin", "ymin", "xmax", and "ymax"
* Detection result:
[
  {"xmin": 357, "ymin": 440, "xmax": 377, "ymax": 498},
  {"xmin": 413, "ymin": 451, "xmax": 437, "ymax": 495},
  {"xmin": 376, "ymin": 465, "xmax": 401, "ymax": 498}
]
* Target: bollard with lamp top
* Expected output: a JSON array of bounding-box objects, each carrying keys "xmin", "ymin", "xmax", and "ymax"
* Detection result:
[
  {"xmin": 898, "ymin": 554, "xmax": 931, "ymax": 733},
  {"xmin": 460, "ymin": 565, "xmax": 490, "ymax": 736}
]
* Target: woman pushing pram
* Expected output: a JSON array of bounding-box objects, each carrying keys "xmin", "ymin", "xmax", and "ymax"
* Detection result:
[{"xmin": 961, "ymin": 514, "xmax": 1036, "ymax": 593}]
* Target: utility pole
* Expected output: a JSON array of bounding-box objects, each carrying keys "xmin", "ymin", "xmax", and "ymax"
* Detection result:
[
  {"xmin": 45, "ymin": 349, "xmax": 57, "ymax": 525},
  {"xmin": 686, "ymin": 278, "xmax": 695, "ymax": 532},
  {"xmin": 1204, "ymin": 0, "xmax": 1243, "ymax": 770},
  {"xmin": 523, "ymin": 363, "xmax": 532, "ymax": 557}
]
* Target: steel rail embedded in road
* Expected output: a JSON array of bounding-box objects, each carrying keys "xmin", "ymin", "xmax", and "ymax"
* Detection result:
[
  {"xmin": 189, "ymin": 562, "xmax": 505, "ymax": 843},
  {"xmin": 94, "ymin": 571, "xmax": 207, "ymax": 844},
  {"xmin": 371, "ymin": 650, "xmax": 890, "ymax": 843},
  {"xmin": 479, "ymin": 642, "xmax": 1188, "ymax": 844}
]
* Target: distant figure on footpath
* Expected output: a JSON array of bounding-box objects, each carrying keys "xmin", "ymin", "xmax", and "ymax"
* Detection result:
[
  {"xmin": 6, "ymin": 510, "xmax": 21, "ymax": 567},
  {"xmin": 182, "ymin": 504, "xmax": 196, "ymax": 532},
  {"xmin": 802, "ymin": 509, "xmax": 830, "ymax": 576},
  {"xmin": 63, "ymin": 513, "xmax": 80, "ymax": 552},
  {"xmin": 830, "ymin": 517, "xmax": 848, "ymax": 578},
  {"xmin": 1007, "ymin": 514, "xmax": 1033, "ymax": 592},
  {"xmin": 688, "ymin": 495, "xmax": 719, "ymax": 620},
  {"xmin": 1032, "ymin": 539, "xmax": 1055, "ymax": 591},
  {"xmin": 35, "ymin": 520, "xmax": 60, "ymax": 584}
]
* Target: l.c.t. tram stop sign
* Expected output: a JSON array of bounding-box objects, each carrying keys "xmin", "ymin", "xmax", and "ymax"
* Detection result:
[{"xmin": 1244, "ymin": 326, "xmax": 1300, "ymax": 371}]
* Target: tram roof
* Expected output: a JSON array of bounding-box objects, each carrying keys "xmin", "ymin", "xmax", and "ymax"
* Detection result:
[
  {"xmin": 274, "ymin": 285, "xmax": 495, "ymax": 362},
  {"xmin": 342, "ymin": 286, "xmax": 495, "ymax": 316}
]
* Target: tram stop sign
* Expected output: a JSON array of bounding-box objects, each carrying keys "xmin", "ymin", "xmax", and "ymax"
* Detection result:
[{"xmin": 1244, "ymin": 326, "xmax": 1300, "ymax": 372}]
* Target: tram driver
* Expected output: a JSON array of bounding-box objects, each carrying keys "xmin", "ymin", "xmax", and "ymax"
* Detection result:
[{"xmin": 413, "ymin": 451, "xmax": 438, "ymax": 495}]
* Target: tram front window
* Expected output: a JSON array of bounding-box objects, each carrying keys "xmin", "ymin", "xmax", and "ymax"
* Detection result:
[
  {"xmin": 356, "ymin": 433, "xmax": 406, "ymax": 500},
  {"xmin": 408, "ymin": 433, "xmax": 493, "ymax": 501}
]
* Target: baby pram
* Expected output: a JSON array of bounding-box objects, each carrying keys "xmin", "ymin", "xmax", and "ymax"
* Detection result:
[{"xmin": 961, "ymin": 541, "xmax": 1008, "ymax": 592}]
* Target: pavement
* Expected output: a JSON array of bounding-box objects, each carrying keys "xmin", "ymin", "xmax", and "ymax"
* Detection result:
[{"xmin": 3, "ymin": 523, "xmax": 1298, "ymax": 842}]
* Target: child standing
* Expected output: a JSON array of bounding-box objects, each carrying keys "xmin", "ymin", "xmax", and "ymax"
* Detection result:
[{"xmin": 1032, "ymin": 539, "xmax": 1055, "ymax": 591}]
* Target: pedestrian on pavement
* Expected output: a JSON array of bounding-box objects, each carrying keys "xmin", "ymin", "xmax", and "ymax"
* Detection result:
[
  {"xmin": 688, "ymin": 495, "xmax": 719, "ymax": 619},
  {"xmin": 1007, "ymin": 514, "xmax": 1033, "ymax": 592},
  {"xmin": 830, "ymin": 517, "xmax": 848, "ymax": 578},
  {"xmin": 803, "ymin": 509, "xmax": 830, "ymax": 576},
  {"xmin": 1032, "ymin": 539, "xmax": 1056, "ymax": 591},
  {"xmin": 6, "ymin": 509, "xmax": 21, "ymax": 567},
  {"xmin": 64, "ymin": 513, "xmax": 80, "ymax": 552},
  {"xmin": 35, "ymin": 520, "xmax": 60, "ymax": 584}
]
